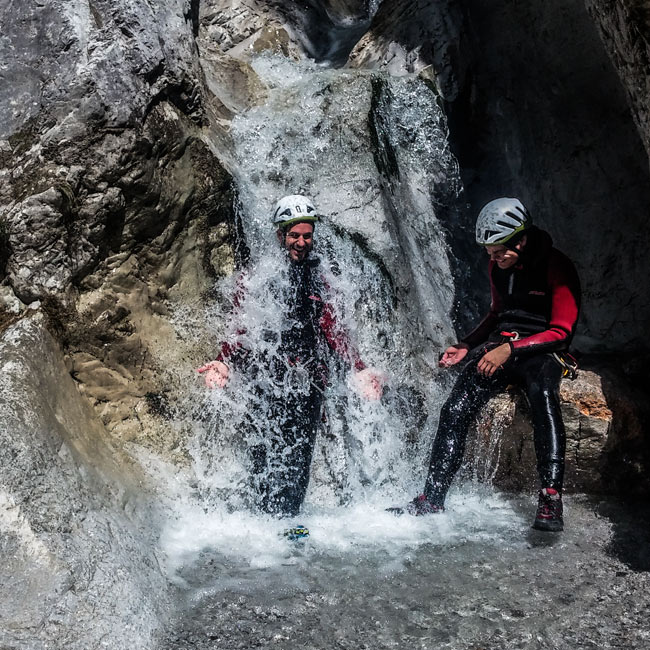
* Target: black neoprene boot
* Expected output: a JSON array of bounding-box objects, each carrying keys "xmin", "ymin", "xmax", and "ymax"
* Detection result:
[
  {"xmin": 387, "ymin": 494, "xmax": 445, "ymax": 517},
  {"xmin": 533, "ymin": 488, "xmax": 564, "ymax": 532}
]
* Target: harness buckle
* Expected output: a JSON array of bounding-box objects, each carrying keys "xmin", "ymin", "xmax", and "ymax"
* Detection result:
[{"xmin": 500, "ymin": 330, "xmax": 520, "ymax": 341}]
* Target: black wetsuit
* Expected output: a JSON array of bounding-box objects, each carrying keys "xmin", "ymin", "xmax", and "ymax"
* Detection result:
[
  {"xmin": 424, "ymin": 228, "xmax": 581, "ymax": 505},
  {"xmin": 221, "ymin": 258, "xmax": 362, "ymax": 517},
  {"xmin": 249, "ymin": 260, "xmax": 328, "ymax": 516}
]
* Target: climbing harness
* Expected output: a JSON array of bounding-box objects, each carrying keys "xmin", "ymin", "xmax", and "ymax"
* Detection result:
[{"xmin": 552, "ymin": 352, "xmax": 579, "ymax": 380}]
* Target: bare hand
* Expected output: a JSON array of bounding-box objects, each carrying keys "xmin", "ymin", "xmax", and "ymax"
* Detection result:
[
  {"xmin": 476, "ymin": 344, "xmax": 511, "ymax": 377},
  {"xmin": 439, "ymin": 344, "xmax": 469, "ymax": 368},
  {"xmin": 197, "ymin": 360, "xmax": 230, "ymax": 389},
  {"xmin": 350, "ymin": 367, "xmax": 388, "ymax": 401}
]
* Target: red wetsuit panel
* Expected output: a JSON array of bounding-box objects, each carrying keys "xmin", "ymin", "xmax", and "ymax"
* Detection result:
[
  {"xmin": 510, "ymin": 249, "xmax": 580, "ymax": 355},
  {"xmin": 319, "ymin": 302, "xmax": 366, "ymax": 371},
  {"xmin": 460, "ymin": 237, "xmax": 580, "ymax": 356}
]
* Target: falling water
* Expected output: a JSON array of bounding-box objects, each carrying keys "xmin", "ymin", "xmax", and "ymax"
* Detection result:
[{"xmin": 158, "ymin": 52, "xmax": 534, "ymax": 571}]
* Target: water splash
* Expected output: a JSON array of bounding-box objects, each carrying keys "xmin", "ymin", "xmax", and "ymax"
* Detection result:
[{"xmin": 170, "ymin": 53, "xmax": 465, "ymax": 571}]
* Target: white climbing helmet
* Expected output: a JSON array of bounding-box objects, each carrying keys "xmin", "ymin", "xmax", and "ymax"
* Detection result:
[
  {"xmin": 272, "ymin": 195, "xmax": 320, "ymax": 229},
  {"xmin": 475, "ymin": 197, "xmax": 532, "ymax": 246}
]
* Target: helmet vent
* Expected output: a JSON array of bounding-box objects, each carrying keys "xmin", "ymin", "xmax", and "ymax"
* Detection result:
[{"xmin": 504, "ymin": 210, "xmax": 525, "ymax": 224}]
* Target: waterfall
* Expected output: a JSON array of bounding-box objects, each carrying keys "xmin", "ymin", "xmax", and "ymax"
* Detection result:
[{"xmin": 168, "ymin": 53, "xmax": 466, "ymax": 550}]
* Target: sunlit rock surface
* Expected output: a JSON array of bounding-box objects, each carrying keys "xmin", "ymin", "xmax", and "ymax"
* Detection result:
[
  {"xmin": 0, "ymin": 316, "xmax": 168, "ymax": 649},
  {"xmin": 0, "ymin": 0, "xmax": 238, "ymax": 443},
  {"xmin": 349, "ymin": 0, "xmax": 466, "ymax": 98}
]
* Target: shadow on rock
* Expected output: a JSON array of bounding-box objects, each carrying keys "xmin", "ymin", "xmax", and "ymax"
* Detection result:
[{"xmin": 598, "ymin": 498, "xmax": 650, "ymax": 572}]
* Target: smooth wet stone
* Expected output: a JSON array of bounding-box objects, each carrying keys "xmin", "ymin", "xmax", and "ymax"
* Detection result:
[{"xmin": 0, "ymin": 316, "xmax": 169, "ymax": 650}]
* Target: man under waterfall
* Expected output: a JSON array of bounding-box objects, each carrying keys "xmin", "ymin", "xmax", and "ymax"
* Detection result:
[
  {"xmin": 197, "ymin": 194, "xmax": 385, "ymax": 518},
  {"xmin": 391, "ymin": 197, "xmax": 580, "ymax": 532}
]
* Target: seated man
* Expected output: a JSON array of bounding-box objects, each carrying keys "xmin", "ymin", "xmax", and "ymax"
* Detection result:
[
  {"xmin": 392, "ymin": 197, "xmax": 580, "ymax": 532},
  {"xmin": 199, "ymin": 194, "xmax": 385, "ymax": 517}
]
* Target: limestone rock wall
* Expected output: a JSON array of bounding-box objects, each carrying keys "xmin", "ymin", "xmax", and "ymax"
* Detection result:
[
  {"xmin": 0, "ymin": 0, "xmax": 239, "ymax": 447},
  {"xmin": 0, "ymin": 316, "xmax": 168, "ymax": 649}
]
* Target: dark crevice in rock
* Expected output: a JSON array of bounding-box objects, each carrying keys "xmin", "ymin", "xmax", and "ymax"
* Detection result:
[
  {"xmin": 441, "ymin": 0, "xmax": 650, "ymax": 356},
  {"xmin": 187, "ymin": 0, "xmax": 201, "ymax": 38},
  {"xmin": 142, "ymin": 79, "xmax": 206, "ymax": 127},
  {"xmin": 587, "ymin": 353, "xmax": 650, "ymax": 498},
  {"xmin": 274, "ymin": 0, "xmax": 378, "ymax": 66},
  {"xmin": 368, "ymin": 77, "xmax": 399, "ymax": 180},
  {"xmin": 0, "ymin": 308, "xmax": 20, "ymax": 334},
  {"xmin": 144, "ymin": 60, "xmax": 166, "ymax": 85},
  {"xmin": 88, "ymin": 1, "xmax": 103, "ymax": 29},
  {"xmin": 368, "ymin": 74, "xmax": 479, "ymax": 336},
  {"xmin": 0, "ymin": 217, "xmax": 11, "ymax": 279}
]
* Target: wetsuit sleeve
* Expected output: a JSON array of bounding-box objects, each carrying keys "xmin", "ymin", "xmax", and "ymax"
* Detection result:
[
  {"xmin": 460, "ymin": 260, "xmax": 502, "ymax": 349},
  {"xmin": 216, "ymin": 337, "xmax": 245, "ymax": 362},
  {"xmin": 319, "ymin": 302, "xmax": 366, "ymax": 371},
  {"xmin": 510, "ymin": 251, "xmax": 580, "ymax": 357}
]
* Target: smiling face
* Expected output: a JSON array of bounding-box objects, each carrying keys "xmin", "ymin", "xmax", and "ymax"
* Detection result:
[
  {"xmin": 485, "ymin": 234, "xmax": 527, "ymax": 269},
  {"xmin": 278, "ymin": 222, "xmax": 315, "ymax": 263}
]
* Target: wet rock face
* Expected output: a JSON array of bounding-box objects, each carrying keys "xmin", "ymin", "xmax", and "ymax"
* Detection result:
[
  {"xmin": 0, "ymin": 317, "xmax": 168, "ymax": 650},
  {"xmin": 343, "ymin": 0, "xmax": 650, "ymax": 355},
  {"xmin": 0, "ymin": 0, "xmax": 238, "ymax": 444},
  {"xmin": 1, "ymin": 0, "xmax": 231, "ymax": 302},
  {"xmin": 0, "ymin": 0, "xmax": 203, "ymax": 140},
  {"xmin": 275, "ymin": 0, "xmax": 380, "ymax": 65},
  {"xmin": 586, "ymin": 1, "xmax": 650, "ymax": 161},
  {"xmin": 349, "ymin": 0, "xmax": 467, "ymax": 97},
  {"xmin": 465, "ymin": 367, "xmax": 650, "ymax": 496},
  {"xmin": 442, "ymin": 1, "xmax": 650, "ymax": 354}
]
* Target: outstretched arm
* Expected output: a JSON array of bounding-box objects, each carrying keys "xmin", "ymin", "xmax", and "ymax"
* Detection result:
[
  {"xmin": 196, "ymin": 272, "xmax": 248, "ymax": 389},
  {"xmin": 319, "ymin": 302, "xmax": 386, "ymax": 400}
]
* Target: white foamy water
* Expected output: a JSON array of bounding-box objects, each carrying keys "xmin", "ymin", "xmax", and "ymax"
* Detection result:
[
  {"xmin": 161, "ymin": 486, "xmax": 525, "ymax": 583},
  {"xmin": 157, "ymin": 43, "xmax": 650, "ymax": 650}
]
